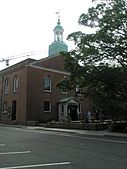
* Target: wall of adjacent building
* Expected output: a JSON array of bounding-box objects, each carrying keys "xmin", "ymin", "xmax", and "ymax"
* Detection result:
[{"xmin": 0, "ymin": 66, "xmax": 28, "ymax": 124}]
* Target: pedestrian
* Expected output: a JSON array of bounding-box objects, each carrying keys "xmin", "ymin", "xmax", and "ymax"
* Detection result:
[{"xmin": 87, "ymin": 111, "xmax": 91, "ymax": 123}]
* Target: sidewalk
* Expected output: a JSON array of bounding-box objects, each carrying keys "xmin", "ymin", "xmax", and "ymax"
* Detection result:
[
  {"xmin": 0, "ymin": 123, "xmax": 127, "ymax": 137},
  {"xmin": 27, "ymin": 126, "xmax": 127, "ymax": 138}
]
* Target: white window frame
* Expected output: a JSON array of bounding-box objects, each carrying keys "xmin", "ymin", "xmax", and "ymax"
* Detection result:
[
  {"xmin": 61, "ymin": 77, "xmax": 68, "ymax": 94},
  {"xmin": 13, "ymin": 76, "xmax": 18, "ymax": 92},
  {"xmin": 4, "ymin": 78, "xmax": 9, "ymax": 95},
  {"xmin": 44, "ymin": 75, "xmax": 52, "ymax": 92},
  {"xmin": 76, "ymin": 85, "xmax": 82, "ymax": 96},
  {"xmin": 3, "ymin": 101, "xmax": 7, "ymax": 114},
  {"xmin": 61, "ymin": 88, "xmax": 68, "ymax": 94}
]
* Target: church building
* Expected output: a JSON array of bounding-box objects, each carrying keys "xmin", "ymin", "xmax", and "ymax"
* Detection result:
[{"xmin": 0, "ymin": 17, "xmax": 91, "ymax": 124}]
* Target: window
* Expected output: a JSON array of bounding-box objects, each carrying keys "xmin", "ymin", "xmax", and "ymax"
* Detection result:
[
  {"xmin": 61, "ymin": 88, "xmax": 68, "ymax": 94},
  {"xmin": 76, "ymin": 85, "xmax": 82, "ymax": 96},
  {"xmin": 3, "ymin": 101, "xmax": 7, "ymax": 113},
  {"xmin": 4, "ymin": 78, "xmax": 9, "ymax": 94},
  {"xmin": 13, "ymin": 76, "xmax": 18, "ymax": 92},
  {"xmin": 44, "ymin": 101, "xmax": 51, "ymax": 112},
  {"xmin": 78, "ymin": 103, "xmax": 81, "ymax": 113},
  {"xmin": 44, "ymin": 75, "xmax": 52, "ymax": 92},
  {"xmin": 61, "ymin": 105, "xmax": 64, "ymax": 113},
  {"xmin": 60, "ymin": 77, "xmax": 68, "ymax": 94}
]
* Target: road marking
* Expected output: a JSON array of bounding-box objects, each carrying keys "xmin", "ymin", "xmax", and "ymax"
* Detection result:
[
  {"xmin": 0, "ymin": 151, "xmax": 31, "ymax": 155},
  {"xmin": 71, "ymin": 135, "xmax": 127, "ymax": 144},
  {"xmin": 87, "ymin": 137, "xmax": 127, "ymax": 144},
  {"xmin": 0, "ymin": 162, "xmax": 71, "ymax": 169},
  {"xmin": 0, "ymin": 144, "xmax": 5, "ymax": 147},
  {"xmin": 49, "ymin": 131, "xmax": 127, "ymax": 144},
  {"xmin": 24, "ymin": 127, "xmax": 127, "ymax": 144},
  {"xmin": 81, "ymin": 136, "xmax": 127, "ymax": 144}
]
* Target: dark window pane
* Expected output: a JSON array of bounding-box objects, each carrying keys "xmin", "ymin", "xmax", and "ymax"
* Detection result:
[{"xmin": 44, "ymin": 101, "xmax": 51, "ymax": 112}]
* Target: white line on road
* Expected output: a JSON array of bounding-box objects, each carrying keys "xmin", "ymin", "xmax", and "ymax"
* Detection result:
[
  {"xmin": 0, "ymin": 162, "xmax": 71, "ymax": 169},
  {"xmin": 77, "ymin": 136, "xmax": 127, "ymax": 144},
  {"xmin": 47, "ymin": 131, "xmax": 127, "ymax": 144},
  {"xmin": 0, "ymin": 144, "xmax": 5, "ymax": 147},
  {"xmin": 54, "ymin": 132, "xmax": 127, "ymax": 144},
  {"xmin": 23, "ymin": 127, "xmax": 127, "ymax": 144},
  {"xmin": 0, "ymin": 151, "xmax": 31, "ymax": 155}
]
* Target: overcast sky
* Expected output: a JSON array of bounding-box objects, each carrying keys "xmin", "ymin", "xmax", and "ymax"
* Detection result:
[{"xmin": 0, "ymin": 0, "xmax": 93, "ymax": 69}]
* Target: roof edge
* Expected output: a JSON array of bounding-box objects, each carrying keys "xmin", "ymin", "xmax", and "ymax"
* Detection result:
[{"xmin": 29, "ymin": 65, "xmax": 70, "ymax": 76}]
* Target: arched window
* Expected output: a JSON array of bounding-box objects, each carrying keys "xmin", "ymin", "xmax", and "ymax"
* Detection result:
[
  {"xmin": 4, "ymin": 78, "xmax": 9, "ymax": 94},
  {"xmin": 58, "ymin": 77, "xmax": 68, "ymax": 94},
  {"xmin": 13, "ymin": 76, "xmax": 18, "ymax": 92},
  {"xmin": 44, "ymin": 75, "xmax": 52, "ymax": 92}
]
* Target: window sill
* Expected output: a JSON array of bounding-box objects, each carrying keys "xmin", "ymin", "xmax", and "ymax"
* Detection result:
[
  {"xmin": 13, "ymin": 91, "xmax": 17, "ymax": 93},
  {"xmin": 2, "ymin": 111, "xmax": 7, "ymax": 114},
  {"xmin": 62, "ymin": 92, "xmax": 68, "ymax": 95},
  {"xmin": 44, "ymin": 90, "xmax": 52, "ymax": 93},
  {"xmin": 44, "ymin": 111, "xmax": 51, "ymax": 113}
]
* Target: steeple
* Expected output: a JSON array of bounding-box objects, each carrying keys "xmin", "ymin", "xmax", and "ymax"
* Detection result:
[
  {"xmin": 53, "ymin": 17, "xmax": 64, "ymax": 42},
  {"xmin": 48, "ymin": 13, "xmax": 68, "ymax": 57}
]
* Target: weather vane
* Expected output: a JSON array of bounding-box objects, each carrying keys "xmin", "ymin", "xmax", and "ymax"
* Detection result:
[{"xmin": 56, "ymin": 10, "xmax": 60, "ymax": 20}]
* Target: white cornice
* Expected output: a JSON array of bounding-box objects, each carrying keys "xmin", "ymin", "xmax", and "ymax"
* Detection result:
[
  {"xmin": 29, "ymin": 54, "xmax": 62, "ymax": 66},
  {"xmin": 29, "ymin": 65, "xmax": 70, "ymax": 76}
]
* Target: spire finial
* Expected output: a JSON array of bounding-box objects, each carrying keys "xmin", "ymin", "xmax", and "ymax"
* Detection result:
[{"xmin": 56, "ymin": 10, "xmax": 60, "ymax": 24}]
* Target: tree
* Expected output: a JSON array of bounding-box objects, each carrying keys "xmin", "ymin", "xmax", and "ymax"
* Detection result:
[
  {"xmin": 60, "ymin": 0, "xmax": 127, "ymax": 118},
  {"xmin": 67, "ymin": 0, "xmax": 127, "ymax": 67}
]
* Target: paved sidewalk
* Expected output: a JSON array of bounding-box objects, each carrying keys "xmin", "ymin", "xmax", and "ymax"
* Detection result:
[
  {"xmin": 0, "ymin": 123, "xmax": 127, "ymax": 137},
  {"xmin": 27, "ymin": 126, "xmax": 127, "ymax": 137}
]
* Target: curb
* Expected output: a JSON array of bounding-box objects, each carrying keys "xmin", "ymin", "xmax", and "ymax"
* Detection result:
[
  {"xmin": 0, "ymin": 123, "xmax": 127, "ymax": 138},
  {"xmin": 27, "ymin": 126, "xmax": 127, "ymax": 138}
]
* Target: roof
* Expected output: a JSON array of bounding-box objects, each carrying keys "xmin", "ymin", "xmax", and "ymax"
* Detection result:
[
  {"xmin": 49, "ymin": 41, "xmax": 68, "ymax": 57},
  {"xmin": 0, "ymin": 54, "xmax": 70, "ymax": 76},
  {"xmin": 59, "ymin": 97, "xmax": 78, "ymax": 105},
  {"xmin": 53, "ymin": 19, "xmax": 64, "ymax": 32},
  {"xmin": 0, "ymin": 58, "xmax": 36, "ymax": 75}
]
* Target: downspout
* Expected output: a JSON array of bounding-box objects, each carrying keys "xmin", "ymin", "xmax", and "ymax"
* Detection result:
[
  {"xmin": 0, "ymin": 76, "xmax": 4, "ymax": 121},
  {"xmin": 26, "ymin": 65, "xmax": 29, "ymax": 125},
  {"xmin": 26, "ymin": 65, "xmax": 32, "ymax": 125}
]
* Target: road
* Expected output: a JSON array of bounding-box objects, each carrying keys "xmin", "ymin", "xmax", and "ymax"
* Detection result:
[{"xmin": 0, "ymin": 125, "xmax": 127, "ymax": 169}]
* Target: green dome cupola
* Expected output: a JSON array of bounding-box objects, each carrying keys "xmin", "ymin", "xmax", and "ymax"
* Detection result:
[{"xmin": 48, "ymin": 17, "xmax": 68, "ymax": 56}]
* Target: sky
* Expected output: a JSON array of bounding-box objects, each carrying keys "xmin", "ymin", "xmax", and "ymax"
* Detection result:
[{"xmin": 0, "ymin": 0, "xmax": 93, "ymax": 70}]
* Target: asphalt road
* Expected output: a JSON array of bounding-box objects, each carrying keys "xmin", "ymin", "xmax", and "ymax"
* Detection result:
[{"xmin": 0, "ymin": 125, "xmax": 127, "ymax": 169}]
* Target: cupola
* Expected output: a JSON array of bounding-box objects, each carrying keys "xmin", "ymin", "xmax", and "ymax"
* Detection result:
[{"xmin": 48, "ymin": 16, "xmax": 68, "ymax": 56}]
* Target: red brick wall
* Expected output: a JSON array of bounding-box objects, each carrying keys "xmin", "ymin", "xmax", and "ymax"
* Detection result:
[
  {"xmin": 0, "ymin": 67, "xmax": 28, "ymax": 124},
  {"xmin": 27, "ymin": 66, "xmax": 71, "ymax": 122},
  {"xmin": 34, "ymin": 55, "xmax": 65, "ymax": 71},
  {"xmin": 0, "ymin": 56, "xmax": 92, "ymax": 124}
]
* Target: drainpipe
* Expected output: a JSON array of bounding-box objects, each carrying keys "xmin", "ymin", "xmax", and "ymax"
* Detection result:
[
  {"xmin": 26, "ymin": 65, "xmax": 29, "ymax": 125},
  {"xmin": 0, "ymin": 76, "xmax": 4, "ymax": 121}
]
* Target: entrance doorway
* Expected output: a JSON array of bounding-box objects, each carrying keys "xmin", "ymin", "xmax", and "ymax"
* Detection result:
[
  {"xmin": 12, "ymin": 100, "xmax": 16, "ymax": 120},
  {"xmin": 68, "ymin": 105, "xmax": 78, "ymax": 121}
]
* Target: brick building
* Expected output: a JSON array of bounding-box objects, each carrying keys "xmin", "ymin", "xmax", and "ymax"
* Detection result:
[{"xmin": 0, "ymin": 18, "xmax": 91, "ymax": 125}]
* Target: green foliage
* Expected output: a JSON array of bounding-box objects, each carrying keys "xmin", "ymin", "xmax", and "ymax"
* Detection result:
[
  {"xmin": 61, "ymin": 0, "xmax": 127, "ymax": 115},
  {"xmin": 67, "ymin": 0, "xmax": 127, "ymax": 67}
]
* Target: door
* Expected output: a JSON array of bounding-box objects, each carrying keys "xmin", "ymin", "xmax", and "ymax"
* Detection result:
[
  {"xmin": 68, "ymin": 105, "xmax": 78, "ymax": 121},
  {"xmin": 12, "ymin": 100, "xmax": 16, "ymax": 120}
]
